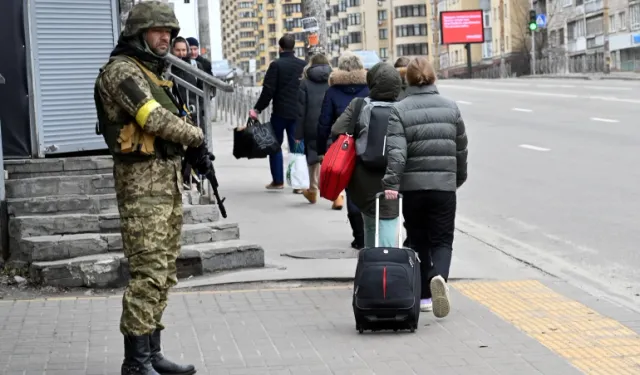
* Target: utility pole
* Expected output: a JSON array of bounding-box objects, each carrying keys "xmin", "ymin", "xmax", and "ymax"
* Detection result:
[
  {"xmin": 602, "ymin": 0, "xmax": 611, "ymax": 73},
  {"xmin": 530, "ymin": 0, "xmax": 536, "ymax": 75},
  {"xmin": 302, "ymin": 0, "xmax": 328, "ymax": 57},
  {"xmin": 432, "ymin": 0, "xmax": 440, "ymax": 72},
  {"xmin": 499, "ymin": 0, "xmax": 505, "ymax": 77},
  {"xmin": 197, "ymin": 0, "xmax": 211, "ymax": 60}
]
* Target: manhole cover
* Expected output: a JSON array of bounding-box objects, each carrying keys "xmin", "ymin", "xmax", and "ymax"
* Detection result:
[{"xmin": 282, "ymin": 248, "xmax": 359, "ymax": 259}]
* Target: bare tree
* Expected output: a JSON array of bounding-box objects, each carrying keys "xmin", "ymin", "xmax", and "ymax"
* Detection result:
[{"xmin": 509, "ymin": 0, "xmax": 562, "ymax": 60}]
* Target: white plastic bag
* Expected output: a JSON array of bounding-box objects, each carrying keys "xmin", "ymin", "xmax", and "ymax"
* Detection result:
[{"xmin": 286, "ymin": 147, "xmax": 310, "ymax": 189}]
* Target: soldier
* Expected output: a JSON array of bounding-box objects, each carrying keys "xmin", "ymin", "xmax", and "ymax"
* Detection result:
[{"xmin": 94, "ymin": 2, "xmax": 213, "ymax": 374}]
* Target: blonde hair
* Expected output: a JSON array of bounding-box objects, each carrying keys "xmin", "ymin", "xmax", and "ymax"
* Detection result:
[
  {"xmin": 337, "ymin": 51, "xmax": 364, "ymax": 71},
  {"xmin": 406, "ymin": 57, "xmax": 436, "ymax": 86}
]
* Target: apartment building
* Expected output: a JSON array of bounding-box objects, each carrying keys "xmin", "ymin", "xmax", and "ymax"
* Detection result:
[
  {"xmin": 326, "ymin": 0, "xmax": 430, "ymax": 65},
  {"xmin": 545, "ymin": 0, "xmax": 640, "ymax": 72},
  {"xmin": 220, "ymin": 0, "xmax": 307, "ymax": 82}
]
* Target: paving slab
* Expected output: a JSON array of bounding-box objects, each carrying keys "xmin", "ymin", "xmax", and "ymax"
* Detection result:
[{"xmin": 1, "ymin": 279, "xmax": 639, "ymax": 375}]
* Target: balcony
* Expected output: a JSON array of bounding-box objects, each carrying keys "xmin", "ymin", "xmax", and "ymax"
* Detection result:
[
  {"xmin": 584, "ymin": 0, "xmax": 603, "ymax": 14},
  {"xmin": 282, "ymin": 12, "xmax": 303, "ymax": 19},
  {"xmin": 586, "ymin": 35, "xmax": 604, "ymax": 49},
  {"xmin": 567, "ymin": 37, "xmax": 586, "ymax": 52}
]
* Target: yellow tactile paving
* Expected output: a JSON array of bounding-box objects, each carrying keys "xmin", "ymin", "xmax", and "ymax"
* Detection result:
[{"xmin": 454, "ymin": 280, "xmax": 640, "ymax": 375}]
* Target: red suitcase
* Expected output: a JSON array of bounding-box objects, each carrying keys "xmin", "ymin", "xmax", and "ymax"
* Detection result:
[{"xmin": 320, "ymin": 134, "xmax": 356, "ymax": 201}]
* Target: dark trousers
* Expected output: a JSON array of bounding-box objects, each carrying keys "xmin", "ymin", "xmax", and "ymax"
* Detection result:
[
  {"xmin": 269, "ymin": 114, "xmax": 297, "ymax": 184},
  {"xmin": 403, "ymin": 190, "xmax": 456, "ymax": 299}
]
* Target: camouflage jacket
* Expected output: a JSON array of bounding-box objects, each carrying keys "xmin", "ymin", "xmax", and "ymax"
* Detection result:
[{"xmin": 96, "ymin": 57, "xmax": 204, "ymax": 150}]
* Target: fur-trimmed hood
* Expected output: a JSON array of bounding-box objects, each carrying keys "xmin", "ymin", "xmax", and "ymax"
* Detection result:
[{"xmin": 328, "ymin": 69, "xmax": 367, "ymax": 87}]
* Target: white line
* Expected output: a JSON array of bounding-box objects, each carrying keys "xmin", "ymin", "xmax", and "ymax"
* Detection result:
[
  {"xmin": 590, "ymin": 117, "xmax": 619, "ymax": 123},
  {"xmin": 456, "ymin": 100, "xmax": 472, "ymax": 105},
  {"xmin": 519, "ymin": 144, "xmax": 550, "ymax": 152},
  {"xmin": 512, "ymin": 108, "xmax": 533, "ymax": 112},
  {"xmin": 584, "ymin": 86, "xmax": 633, "ymax": 91}
]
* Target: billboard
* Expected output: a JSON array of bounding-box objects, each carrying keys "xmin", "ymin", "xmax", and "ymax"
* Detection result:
[{"xmin": 440, "ymin": 10, "xmax": 484, "ymax": 45}]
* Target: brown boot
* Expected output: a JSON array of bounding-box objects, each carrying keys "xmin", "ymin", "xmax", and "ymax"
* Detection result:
[
  {"xmin": 332, "ymin": 194, "xmax": 344, "ymax": 210},
  {"xmin": 265, "ymin": 182, "xmax": 284, "ymax": 190},
  {"xmin": 303, "ymin": 190, "xmax": 317, "ymax": 204}
]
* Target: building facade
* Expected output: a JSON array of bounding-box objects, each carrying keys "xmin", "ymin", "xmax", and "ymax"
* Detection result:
[{"xmin": 545, "ymin": 0, "xmax": 640, "ymax": 72}]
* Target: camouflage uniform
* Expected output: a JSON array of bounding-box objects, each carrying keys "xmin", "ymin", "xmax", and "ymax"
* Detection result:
[{"xmin": 94, "ymin": 2, "xmax": 204, "ymax": 374}]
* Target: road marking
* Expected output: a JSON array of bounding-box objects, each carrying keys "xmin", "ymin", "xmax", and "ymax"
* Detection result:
[
  {"xmin": 454, "ymin": 280, "xmax": 640, "ymax": 375},
  {"xmin": 585, "ymin": 85, "xmax": 633, "ymax": 91},
  {"xmin": 519, "ymin": 144, "xmax": 550, "ymax": 152},
  {"xmin": 536, "ymin": 84, "xmax": 575, "ymax": 88},
  {"xmin": 512, "ymin": 107, "xmax": 533, "ymax": 112},
  {"xmin": 456, "ymin": 100, "xmax": 472, "ymax": 105},
  {"xmin": 590, "ymin": 117, "xmax": 620, "ymax": 123},
  {"xmin": 439, "ymin": 85, "xmax": 640, "ymax": 104}
]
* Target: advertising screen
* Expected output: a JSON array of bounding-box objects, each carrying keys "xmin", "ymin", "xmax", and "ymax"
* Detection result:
[{"xmin": 440, "ymin": 10, "xmax": 484, "ymax": 45}]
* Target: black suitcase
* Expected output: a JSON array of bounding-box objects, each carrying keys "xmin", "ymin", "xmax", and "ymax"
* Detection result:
[{"xmin": 352, "ymin": 193, "xmax": 421, "ymax": 334}]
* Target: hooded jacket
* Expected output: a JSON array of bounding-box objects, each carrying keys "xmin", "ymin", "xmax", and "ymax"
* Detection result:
[
  {"xmin": 382, "ymin": 84, "xmax": 468, "ymax": 193},
  {"xmin": 330, "ymin": 63, "xmax": 402, "ymax": 219},
  {"xmin": 295, "ymin": 63, "xmax": 332, "ymax": 165},
  {"xmin": 316, "ymin": 69, "xmax": 368, "ymax": 156}
]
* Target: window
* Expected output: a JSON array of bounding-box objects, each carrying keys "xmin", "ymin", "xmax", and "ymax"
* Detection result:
[
  {"xmin": 482, "ymin": 41, "xmax": 492, "ymax": 59},
  {"xmin": 380, "ymin": 47, "xmax": 388, "ymax": 58},
  {"xmin": 348, "ymin": 13, "xmax": 362, "ymax": 25},
  {"xmin": 379, "ymin": 28, "xmax": 388, "ymax": 39},
  {"xmin": 586, "ymin": 15, "xmax": 603, "ymax": 35},
  {"xmin": 619, "ymin": 11, "xmax": 627, "ymax": 30},
  {"xmin": 378, "ymin": 10, "xmax": 388, "ymax": 20},
  {"xmin": 396, "ymin": 24, "xmax": 428, "ymax": 37},
  {"xmin": 609, "ymin": 14, "xmax": 616, "ymax": 32},
  {"xmin": 483, "ymin": 10, "xmax": 491, "ymax": 28},
  {"xmin": 394, "ymin": 5, "xmax": 427, "ymax": 18},
  {"xmin": 630, "ymin": 4, "xmax": 640, "ymax": 30},
  {"xmin": 563, "ymin": 0, "xmax": 572, "ymax": 7},
  {"xmin": 184, "ymin": 0, "xmax": 190, "ymax": 3},
  {"xmin": 349, "ymin": 32, "xmax": 362, "ymax": 44},
  {"xmin": 504, "ymin": 2, "xmax": 508, "ymax": 18},
  {"xmin": 397, "ymin": 43, "xmax": 428, "ymax": 56}
]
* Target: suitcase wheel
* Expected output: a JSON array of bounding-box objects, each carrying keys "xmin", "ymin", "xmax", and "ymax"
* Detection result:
[{"xmin": 356, "ymin": 324, "xmax": 364, "ymax": 334}]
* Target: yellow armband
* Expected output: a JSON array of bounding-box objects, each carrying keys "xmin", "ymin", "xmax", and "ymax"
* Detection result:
[{"xmin": 135, "ymin": 99, "xmax": 161, "ymax": 128}]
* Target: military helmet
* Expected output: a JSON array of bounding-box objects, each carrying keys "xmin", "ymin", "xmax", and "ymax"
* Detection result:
[{"xmin": 122, "ymin": 1, "xmax": 180, "ymax": 39}]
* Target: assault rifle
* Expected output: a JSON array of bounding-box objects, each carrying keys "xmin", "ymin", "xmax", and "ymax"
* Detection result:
[{"xmin": 204, "ymin": 168, "xmax": 227, "ymax": 219}]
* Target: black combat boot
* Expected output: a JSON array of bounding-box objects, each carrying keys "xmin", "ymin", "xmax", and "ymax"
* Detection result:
[
  {"xmin": 121, "ymin": 335, "xmax": 160, "ymax": 375},
  {"xmin": 150, "ymin": 330, "xmax": 197, "ymax": 375},
  {"xmin": 348, "ymin": 213, "xmax": 365, "ymax": 249}
]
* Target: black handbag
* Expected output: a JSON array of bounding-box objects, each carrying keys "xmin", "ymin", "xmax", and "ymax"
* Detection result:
[{"xmin": 233, "ymin": 118, "xmax": 281, "ymax": 159}]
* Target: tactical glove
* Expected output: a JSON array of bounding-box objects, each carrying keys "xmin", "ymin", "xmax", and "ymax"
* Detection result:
[{"xmin": 185, "ymin": 144, "xmax": 215, "ymax": 175}]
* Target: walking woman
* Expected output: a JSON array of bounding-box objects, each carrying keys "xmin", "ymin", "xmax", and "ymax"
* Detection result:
[
  {"xmin": 317, "ymin": 51, "xmax": 369, "ymax": 249},
  {"xmin": 331, "ymin": 62, "xmax": 402, "ymax": 247},
  {"xmin": 382, "ymin": 57, "xmax": 469, "ymax": 318},
  {"xmin": 295, "ymin": 54, "xmax": 332, "ymax": 204}
]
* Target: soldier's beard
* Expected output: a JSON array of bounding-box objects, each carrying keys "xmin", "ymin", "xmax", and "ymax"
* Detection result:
[{"xmin": 141, "ymin": 33, "xmax": 168, "ymax": 58}]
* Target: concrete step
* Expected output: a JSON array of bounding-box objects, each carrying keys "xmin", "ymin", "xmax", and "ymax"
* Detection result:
[
  {"xmin": 9, "ymin": 204, "xmax": 221, "ymax": 238},
  {"xmin": 5, "ymin": 156, "xmax": 113, "ymax": 180},
  {"xmin": 7, "ymin": 190, "xmax": 204, "ymax": 216},
  {"xmin": 29, "ymin": 239, "xmax": 265, "ymax": 288},
  {"xmin": 20, "ymin": 222, "xmax": 240, "ymax": 262},
  {"xmin": 5, "ymin": 173, "xmax": 114, "ymax": 199}
]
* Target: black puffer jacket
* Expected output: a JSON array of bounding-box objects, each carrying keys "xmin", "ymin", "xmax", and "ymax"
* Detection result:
[
  {"xmin": 296, "ymin": 63, "xmax": 332, "ymax": 165},
  {"xmin": 382, "ymin": 85, "xmax": 468, "ymax": 192},
  {"xmin": 254, "ymin": 51, "xmax": 307, "ymax": 120}
]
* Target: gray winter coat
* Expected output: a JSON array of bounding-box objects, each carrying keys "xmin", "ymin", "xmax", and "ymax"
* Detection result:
[
  {"xmin": 296, "ymin": 64, "xmax": 332, "ymax": 165},
  {"xmin": 382, "ymin": 85, "xmax": 468, "ymax": 192}
]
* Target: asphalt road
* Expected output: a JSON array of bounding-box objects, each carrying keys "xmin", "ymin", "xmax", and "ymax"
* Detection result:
[{"xmin": 435, "ymin": 78, "xmax": 640, "ymax": 310}]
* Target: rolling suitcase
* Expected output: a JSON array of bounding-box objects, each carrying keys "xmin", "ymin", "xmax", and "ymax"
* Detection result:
[
  {"xmin": 319, "ymin": 133, "xmax": 356, "ymax": 201},
  {"xmin": 352, "ymin": 192, "xmax": 421, "ymax": 334}
]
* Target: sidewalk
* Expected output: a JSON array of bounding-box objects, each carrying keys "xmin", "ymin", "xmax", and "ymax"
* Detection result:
[
  {"xmin": 1, "ymin": 279, "xmax": 639, "ymax": 374},
  {"xmin": 1, "ymin": 121, "xmax": 640, "ymax": 374},
  {"xmin": 521, "ymin": 72, "xmax": 640, "ymax": 81}
]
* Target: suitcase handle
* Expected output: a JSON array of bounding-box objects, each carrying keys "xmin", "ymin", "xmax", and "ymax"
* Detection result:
[{"xmin": 374, "ymin": 192, "xmax": 403, "ymax": 248}]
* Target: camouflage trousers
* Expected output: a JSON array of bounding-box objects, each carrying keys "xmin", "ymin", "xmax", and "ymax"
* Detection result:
[{"xmin": 114, "ymin": 158, "xmax": 184, "ymax": 336}]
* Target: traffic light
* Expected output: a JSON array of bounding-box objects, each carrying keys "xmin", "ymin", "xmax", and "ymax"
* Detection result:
[{"xmin": 529, "ymin": 10, "xmax": 537, "ymax": 31}]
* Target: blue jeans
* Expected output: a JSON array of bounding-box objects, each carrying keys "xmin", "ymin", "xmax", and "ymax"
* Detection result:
[
  {"xmin": 269, "ymin": 114, "xmax": 297, "ymax": 184},
  {"xmin": 362, "ymin": 214, "xmax": 399, "ymax": 248}
]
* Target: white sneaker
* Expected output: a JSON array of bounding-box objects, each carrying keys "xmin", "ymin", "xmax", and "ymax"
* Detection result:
[
  {"xmin": 420, "ymin": 298, "xmax": 433, "ymax": 312},
  {"xmin": 430, "ymin": 275, "xmax": 451, "ymax": 318}
]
